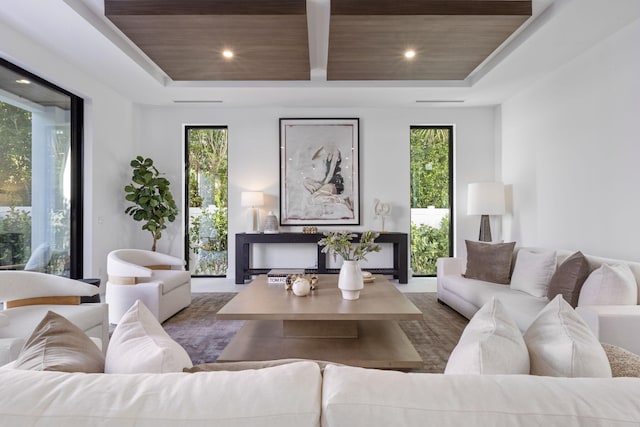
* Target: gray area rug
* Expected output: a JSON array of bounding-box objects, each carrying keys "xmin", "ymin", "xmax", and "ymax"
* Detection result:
[{"xmin": 162, "ymin": 292, "xmax": 468, "ymax": 373}]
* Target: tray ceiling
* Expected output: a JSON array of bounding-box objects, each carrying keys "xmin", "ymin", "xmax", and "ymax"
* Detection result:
[{"xmin": 104, "ymin": 0, "xmax": 531, "ymax": 82}]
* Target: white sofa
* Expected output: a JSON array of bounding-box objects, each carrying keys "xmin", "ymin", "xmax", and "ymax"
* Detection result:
[
  {"xmin": 105, "ymin": 249, "xmax": 191, "ymax": 324},
  {"xmin": 437, "ymin": 248, "xmax": 640, "ymax": 355},
  {"xmin": 0, "ymin": 271, "xmax": 109, "ymax": 365},
  {"xmin": 0, "ymin": 361, "xmax": 639, "ymax": 426}
]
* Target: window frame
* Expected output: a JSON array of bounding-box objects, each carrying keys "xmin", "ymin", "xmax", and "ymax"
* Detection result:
[
  {"xmin": 183, "ymin": 125, "xmax": 229, "ymax": 277},
  {"xmin": 409, "ymin": 125, "xmax": 454, "ymax": 277},
  {"xmin": 0, "ymin": 58, "xmax": 84, "ymax": 278}
]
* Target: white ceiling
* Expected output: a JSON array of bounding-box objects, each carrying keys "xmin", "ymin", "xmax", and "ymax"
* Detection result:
[{"xmin": 1, "ymin": 0, "xmax": 639, "ymax": 108}]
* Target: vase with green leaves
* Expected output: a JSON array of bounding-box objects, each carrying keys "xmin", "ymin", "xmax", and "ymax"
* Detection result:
[
  {"xmin": 124, "ymin": 156, "xmax": 178, "ymax": 251},
  {"xmin": 318, "ymin": 230, "xmax": 381, "ymax": 300}
]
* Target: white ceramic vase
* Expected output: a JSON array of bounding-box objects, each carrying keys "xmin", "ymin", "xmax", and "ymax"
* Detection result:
[{"xmin": 338, "ymin": 260, "xmax": 364, "ymax": 300}]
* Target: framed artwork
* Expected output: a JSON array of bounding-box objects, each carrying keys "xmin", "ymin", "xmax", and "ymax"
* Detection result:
[{"xmin": 279, "ymin": 118, "xmax": 360, "ymax": 226}]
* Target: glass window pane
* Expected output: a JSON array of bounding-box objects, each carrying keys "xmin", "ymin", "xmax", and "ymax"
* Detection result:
[
  {"xmin": 186, "ymin": 127, "xmax": 228, "ymax": 276},
  {"xmin": 0, "ymin": 62, "xmax": 77, "ymax": 276},
  {"xmin": 409, "ymin": 127, "xmax": 453, "ymax": 276}
]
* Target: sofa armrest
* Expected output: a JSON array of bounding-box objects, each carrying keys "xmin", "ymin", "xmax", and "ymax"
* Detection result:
[
  {"xmin": 437, "ymin": 257, "xmax": 465, "ymax": 297},
  {"xmin": 576, "ymin": 305, "xmax": 640, "ymax": 355},
  {"xmin": 437, "ymin": 257, "xmax": 464, "ymax": 277}
]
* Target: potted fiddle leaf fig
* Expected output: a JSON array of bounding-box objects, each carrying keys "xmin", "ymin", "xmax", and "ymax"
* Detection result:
[{"xmin": 124, "ymin": 156, "xmax": 178, "ymax": 251}]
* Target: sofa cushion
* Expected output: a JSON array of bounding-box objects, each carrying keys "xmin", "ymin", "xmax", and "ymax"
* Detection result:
[
  {"xmin": 0, "ymin": 361, "xmax": 322, "ymax": 427},
  {"xmin": 147, "ymin": 269, "xmax": 191, "ymax": 294},
  {"xmin": 547, "ymin": 251, "xmax": 590, "ymax": 307},
  {"xmin": 445, "ymin": 298, "xmax": 529, "ymax": 375},
  {"xmin": 578, "ymin": 263, "xmax": 638, "ymax": 306},
  {"xmin": 440, "ymin": 274, "xmax": 548, "ymax": 331},
  {"xmin": 510, "ymin": 248, "xmax": 557, "ymax": 297},
  {"xmin": 105, "ymin": 300, "xmax": 192, "ymax": 373},
  {"xmin": 0, "ymin": 312, "xmax": 8, "ymax": 327},
  {"xmin": 322, "ymin": 365, "xmax": 640, "ymax": 427},
  {"xmin": 464, "ymin": 240, "xmax": 515, "ymax": 284},
  {"xmin": 0, "ymin": 304, "xmax": 105, "ymax": 339},
  {"xmin": 602, "ymin": 343, "xmax": 640, "ymax": 377},
  {"xmin": 524, "ymin": 295, "xmax": 611, "ymax": 377},
  {"xmin": 13, "ymin": 311, "xmax": 104, "ymax": 373}
]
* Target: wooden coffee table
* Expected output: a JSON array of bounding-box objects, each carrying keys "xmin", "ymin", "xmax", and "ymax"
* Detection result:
[{"xmin": 216, "ymin": 274, "xmax": 423, "ymax": 369}]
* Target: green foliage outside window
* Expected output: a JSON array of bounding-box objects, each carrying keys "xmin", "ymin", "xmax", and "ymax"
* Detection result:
[
  {"xmin": 410, "ymin": 128, "xmax": 451, "ymax": 275},
  {"xmin": 187, "ymin": 128, "xmax": 228, "ymax": 275},
  {"xmin": 0, "ymin": 208, "xmax": 31, "ymax": 266},
  {"xmin": 410, "ymin": 215, "xmax": 450, "ymax": 276},
  {"xmin": 0, "ymin": 101, "xmax": 32, "ymax": 205}
]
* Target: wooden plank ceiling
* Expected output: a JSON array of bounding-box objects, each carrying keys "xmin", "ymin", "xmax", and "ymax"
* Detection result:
[
  {"xmin": 105, "ymin": 0, "xmax": 310, "ymax": 81},
  {"xmin": 105, "ymin": 0, "xmax": 531, "ymax": 82}
]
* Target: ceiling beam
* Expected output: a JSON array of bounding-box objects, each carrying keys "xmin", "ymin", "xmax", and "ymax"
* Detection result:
[
  {"xmin": 105, "ymin": 0, "xmax": 307, "ymax": 16},
  {"xmin": 331, "ymin": 0, "xmax": 531, "ymax": 16}
]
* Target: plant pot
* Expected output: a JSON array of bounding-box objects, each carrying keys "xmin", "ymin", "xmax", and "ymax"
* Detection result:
[{"xmin": 338, "ymin": 260, "xmax": 364, "ymax": 300}]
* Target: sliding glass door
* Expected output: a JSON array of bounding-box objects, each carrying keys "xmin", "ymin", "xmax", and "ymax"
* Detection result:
[{"xmin": 0, "ymin": 59, "xmax": 83, "ymax": 277}]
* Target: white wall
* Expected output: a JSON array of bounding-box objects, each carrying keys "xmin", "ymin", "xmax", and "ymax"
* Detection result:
[
  {"xmin": 1, "ymin": 15, "xmax": 497, "ymax": 280},
  {"xmin": 0, "ymin": 21, "xmax": 137, "ymax": 283},
  {"xmin": 500, "ymin": 17, "xmax": 640, "ymax": 260},
  {"xmin": 135, "ymin": 106, "xmax": 496, "ymax": 276}
]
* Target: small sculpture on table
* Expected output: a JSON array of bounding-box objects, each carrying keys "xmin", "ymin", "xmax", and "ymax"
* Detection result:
[{"xmin": 373, "ymin": 199, "xmax": 392, "ymax": 232}]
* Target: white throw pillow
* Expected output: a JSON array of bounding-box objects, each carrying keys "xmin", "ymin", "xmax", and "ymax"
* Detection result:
[
  {"xmin": 24, "ymin": 243, "xmax": 51, "ymax": 271},
  {"xmin": 578, "ymin": 263, "xmax": 638, "ymax": 306},
  {"xmin": 510, "ymin": 249, "xmax": 557, "ymax": 297},
  {"xmin": 105, "ymin": 300, "xmax": 193, "ymax": 373},
  {"xmin": 445, "ymin": 298, "xmax": 529, "ymax": 375},
  {"xmin": 524, "ymin": 295, "xmax": 611, "ymax": 377}
]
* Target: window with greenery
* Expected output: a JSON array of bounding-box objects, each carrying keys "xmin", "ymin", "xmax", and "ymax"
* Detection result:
[
  {"xmin": 410, "ymin": 126, "xmax": 453, "ymax": 276},
  {"xmin": 0, "ymin": 59, "xmax": 83, "ymax": 278},
  {"xmin": 185, "ymin": 126, "xmax": 228, "ymax": 276}
]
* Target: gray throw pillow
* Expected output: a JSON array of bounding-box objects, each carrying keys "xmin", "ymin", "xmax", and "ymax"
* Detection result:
[
  {"xmin": 546, "ymin": 251, "xmax": 590, "ymax": 307},
  {"xmin": 13, "ymin": 311, "xmax": 104, "ymax": 373},
  {"xmin": 464, "ymin": 240, "xmax": 516, "ymax": 284}
]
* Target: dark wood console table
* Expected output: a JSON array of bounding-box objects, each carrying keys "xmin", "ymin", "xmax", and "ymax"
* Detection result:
[{"xmin": 235, "ymin": 232, "xmax": 408, "ymax": 284}]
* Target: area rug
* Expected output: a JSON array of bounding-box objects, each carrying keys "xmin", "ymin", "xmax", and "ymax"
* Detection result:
[{"xmin": 162, "ymin": 292, "xmax": 468, "ymax": 373}]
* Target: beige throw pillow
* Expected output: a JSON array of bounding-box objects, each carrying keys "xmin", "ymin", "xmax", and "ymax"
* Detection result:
[
  {"xmin": 547, "ymin": 251, "xmax": 590, "ymax": 307},
  {"xmin": 510, "ymin": 249, "xmax": 557, "ymax": 297},
  {"xmin": 602, "ymin": 343, "xmax": 640, "ymax": 377},
  {"xmin": 105, "ymin": 300, "xmax": 193, "ymax": 373},
  {"xmin": 578, "ymin": 263, "xmax": 638, "ymax": 306},
  {"xmin": 13, "ymin": 311, "xmax": 104, "ymax": 373},
  {"xmin": 464, "ymin": 240, "xmax": 516, "ymax": 284},
  {"xmin": 524, "ymin": 295, "xmax": 611, "ymax": 378},
  {"xmin": 445, "ymin": 298, "xmax": 529, "ymax": 375}
]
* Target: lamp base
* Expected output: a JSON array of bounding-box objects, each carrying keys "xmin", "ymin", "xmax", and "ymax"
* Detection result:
[{"xmin": 478, "ymin": 215, "xmax": 492, "ymax": 242}]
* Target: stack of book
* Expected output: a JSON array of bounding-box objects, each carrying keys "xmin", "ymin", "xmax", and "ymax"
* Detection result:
[{"xmin": 267, "ymin": 269, "xmax": 305, "ymax": 284}]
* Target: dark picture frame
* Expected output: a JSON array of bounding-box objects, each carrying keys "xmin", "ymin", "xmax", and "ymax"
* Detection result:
[{"xmin": 279, "ymin": 118, "xmax": 360, "ymax": 226}]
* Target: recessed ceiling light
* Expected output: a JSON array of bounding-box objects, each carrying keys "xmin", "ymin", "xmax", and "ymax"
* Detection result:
[
  {"xmin": 222, "ymin": 50, "xmax": 234, "ymax": 59},
  {"xmin": 15, "ymin": 79, "xmax": 31, "ymax": 84},
  {"xmin": 404, "ymin": 50, "xmax": 416, "ymax": 59}
]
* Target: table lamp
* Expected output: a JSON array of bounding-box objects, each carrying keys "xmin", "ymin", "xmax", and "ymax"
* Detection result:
[
  {"xmin": 467, "ymin": 182, "xmax": 505, "ymax": 242},
  {"xmin": 241, "ymin": 191, "xmax": 264, "ymax": 233}
]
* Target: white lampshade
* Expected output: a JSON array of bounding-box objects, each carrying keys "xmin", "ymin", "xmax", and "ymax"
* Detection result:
[
  {"xmin": 467, "ymin": 182, "xmax": 505, "ymax": 215},
  {"xmin": 241, "ymin": 191, "xmax": 264, "ymax": 207}
]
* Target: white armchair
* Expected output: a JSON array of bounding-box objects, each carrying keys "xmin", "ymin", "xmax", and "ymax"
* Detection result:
[
  {"xmin": 0, "ymin": 271, "xmax": 108, "ymax": 365},
  {"xmin": 105, "ymin": 249, "xmax": 191, "ymax": 324}
]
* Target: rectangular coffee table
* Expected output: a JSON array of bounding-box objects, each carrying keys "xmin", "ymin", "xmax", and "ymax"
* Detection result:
[{"xmin": 216, "ymin": 274, "xmax": 424, "ymax": 369}]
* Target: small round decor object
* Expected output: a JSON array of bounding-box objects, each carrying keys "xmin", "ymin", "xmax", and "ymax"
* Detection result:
[
  {"xmin": 263, "ymin": 211, "xmax": 279, "ymax": 234},
  {"xmin": 362, "ymin": 271, "xmax": 375, "ymax": 283},
  {"xmin": 292, "ymin": 277, "xmax": 311, "ymax": 297}
]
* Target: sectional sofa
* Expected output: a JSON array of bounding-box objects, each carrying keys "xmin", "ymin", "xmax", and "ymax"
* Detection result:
[
  {"xmin": 1, "ymin": 361, "xmax": 639, "ymax": 426},
  {"xmin": 437, "ymin": 245, "xmax": 640, "ymax": 354}
]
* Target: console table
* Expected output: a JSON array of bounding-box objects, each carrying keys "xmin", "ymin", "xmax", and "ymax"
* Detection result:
[{"xmin": 235, "ymin": 232, "xmax": 408, "ymax": 284}]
